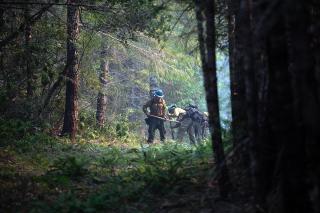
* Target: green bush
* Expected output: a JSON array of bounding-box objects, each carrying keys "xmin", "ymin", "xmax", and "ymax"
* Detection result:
[
  {"xmin": 0, "ymin": 118, "xmax": 33, "ymax": 144},
  {"xmin": 48, "ymin": 155, "xmax": 90, "ymax": 179},
  {"xmin": 29, "ymin": 140, "xmax": 214, "ymax": 212}
]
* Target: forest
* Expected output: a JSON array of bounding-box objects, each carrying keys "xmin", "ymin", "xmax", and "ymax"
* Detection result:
[{"xmin": 0, "ymin": 0, "xmax": 319, "ymax": 212}]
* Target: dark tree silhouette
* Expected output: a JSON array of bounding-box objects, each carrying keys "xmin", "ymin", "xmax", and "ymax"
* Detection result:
[
  {"xmin": 24, "ymin": 0, "xmax": 33, "ymax": 97},
  {"xmin": 227, "ymin": 0, "xmax": 320, "ymax": 212},
  {"xmin": 195, "ymin": 0, "xmax": 231, "ymax": 198},
  {"xmin": 61, "ymin": 0, "xmax": 80, "ymax": 142},
  {"xmin": 226, "ymin": 0, "xmax": 248, "ymax": 149}
]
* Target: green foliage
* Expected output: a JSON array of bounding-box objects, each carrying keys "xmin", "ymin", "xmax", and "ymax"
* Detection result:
[
  {"xmin": 0, "ymin": 0, "xmax": 232, "ymax": 137},
  {"xmin": 77, "ymin": 111, "xmax": 136, "ymax": 144},
  {"xmin": 0, "ymin": 119, "xmax": 32, "ymax": 143},
  {"xmin": 48, "ymin": 155, "xmax": 90, "ymax": 179},
  {"xmin": 0, "ymin": 2, "xmax": 231, "ymax": 210},
  {"xmin": 28, "ymin": 140, "xmax": 213, "ymax": 212},
  {"xmin": 0, "ymin": 1, "xmax": 234, "ymax": 212},
  {"xmin": 115, "ymin": 116, "xmax": 130, "ymax": 138},
  {"xmin": 0, "ymin": 119, "xmax": 225, "ymax": 212}
]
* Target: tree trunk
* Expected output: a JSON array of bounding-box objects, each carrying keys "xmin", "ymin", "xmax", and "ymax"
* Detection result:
[
  {"xmin": 227, "ymin": 0, "xmax": 248, "ymax": 148},
  {"xmin": 283, "ymin": 1, "xmax": 319, "ymax": 212},
  {"xmin": 61, "ymin": 0, "xmax": 80, "ymax": 142},
  {"xmin": 24, "ymin": 1, "xmax": 33, "ymax": 97},
  {"xmin": 232, "ymin": 0, "xmax": 262, "ymax": 204},
  {"xmin": 311, "ymin": 0, "xmax": 320, "ymax": 102},
  {"xmin": 229, "ymin": 0, "xmax": 320, "ymax": 211},
  {"xmin": 240, "ymin": 0, "xmax": 318, "ymax": 211},
  {"xmin": 0, "ymin": 8, "xmax": 4, "ymax": 29},
  {"xmin": 195, "ymin": 0, "xmax": 231, "ymax": 198},
  {"xmin": 265, "ymin": 15, "xmax": 302, "ymax": 213},
  {"xmin": 96, "ymin": 58, "xmax": 109, "ymax": 127},
  {"xmin": 309, "ymin": 2, "xmax": 320, "ymax": 211}
]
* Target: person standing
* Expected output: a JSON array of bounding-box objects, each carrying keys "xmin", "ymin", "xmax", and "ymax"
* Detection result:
[{"xmin": 143, "ymin": 89, "xmax": 167, "ymax": 143}]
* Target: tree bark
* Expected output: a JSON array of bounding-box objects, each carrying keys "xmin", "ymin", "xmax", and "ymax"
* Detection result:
[
  {"xmin": 24, "ymin": 1, "xmax": 33, "ymax": 97},
  {"xmin": 61, "ymin": 0, "xmax": 80, "ymax": 142},
  {"xmin": 240, "ymin": 0, "xmax": 318, "ymax": 212},
  {"xmin": 227, "ymin": 0, "xmax": 248, "ymax": 149},
  {"xmin": 265, "ymin": 15, "xmax": 302, "ymax": 213},
  {"xmin": 232, "ymin": 0, "xmax": 261, "ymax": 204},
  {"xmin": 309, "ymin": 2, "xmax": 320, "ymax": 211},
  {"xmin": 0, "ymin": 8, "xmax": 4, "ymax": 29},
  {"xmin": 283, "ymin": 1, "xmax": 319, "ymax": 212},
  {"xmin": 195, "ymin": 0, "xmax": 231, "ymax": 198},
  {"xmin": 229, "ymin": 0, "xmax": 320, "ymax": 211},
  {"xmin": 96, "ymin": 58, "xmax": 109, "ymax": 127}
]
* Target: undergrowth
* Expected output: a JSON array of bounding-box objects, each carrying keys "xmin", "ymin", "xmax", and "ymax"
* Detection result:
[{"xmin": 0, "ymin": 119, "xmax": 217, "ymax": 212}]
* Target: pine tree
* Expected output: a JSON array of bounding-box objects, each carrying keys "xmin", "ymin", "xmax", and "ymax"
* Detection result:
[{"xmin": 61, "ymin": 0, "xmax": 80, "ymax": 142}]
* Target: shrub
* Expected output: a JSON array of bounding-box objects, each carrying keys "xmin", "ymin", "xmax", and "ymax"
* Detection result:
[
  {"xmin": 48, "ymin": 155, "xmax": 90, "ymax": 179},
  {"xmin": 0, "ymin": 118, "xmax": 33, "ymax": 144}
]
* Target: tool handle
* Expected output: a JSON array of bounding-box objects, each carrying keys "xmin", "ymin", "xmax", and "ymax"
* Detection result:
[{"xmin": 147, "ymin": 114, "xmax": 180, "ymax": 123}]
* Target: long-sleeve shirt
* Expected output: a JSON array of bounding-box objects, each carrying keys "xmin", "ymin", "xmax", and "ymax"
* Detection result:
[{"xmin": 170, "ymin": 107, "xmax": 186, "ymax": 118}]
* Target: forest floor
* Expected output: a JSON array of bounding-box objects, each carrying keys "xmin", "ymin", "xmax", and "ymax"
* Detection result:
[{"xmin": 0, "ymin": 133, "xmax": 249, "ymax": 213}]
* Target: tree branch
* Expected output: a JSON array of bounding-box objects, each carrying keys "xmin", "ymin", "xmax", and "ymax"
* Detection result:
[
  {"xmin": 38, "ymin": 63, "xmax": 70, "ymax": 116},
  {"xmin": 0, "ymin": 4, "xmax": 53, "ymax": 50}
]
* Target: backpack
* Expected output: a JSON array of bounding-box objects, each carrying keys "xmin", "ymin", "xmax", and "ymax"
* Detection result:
[
  {"xmin": 150, "ymin": 97, "xmax": 166, "ymax": 117},
  {"xmin": 184, "ymin": 106, "xmax": 204, "ymax": 123}
]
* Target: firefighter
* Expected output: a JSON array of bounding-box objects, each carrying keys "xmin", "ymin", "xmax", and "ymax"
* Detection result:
[{"xmin": 143, "ymin": 89, "xmax": 167, "ymax": 143}]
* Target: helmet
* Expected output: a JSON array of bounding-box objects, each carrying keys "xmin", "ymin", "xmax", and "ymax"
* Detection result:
[
  {"xmin": 168, "ymin": 104, "xmax": 176, "ymax": 114},
  {"xmin": 154, "ymin": 89, "xmax": 164, "ymax": 98},
  {"xmin": 168, "ymin": 104, "xmax": 176, "ymax": 110}
]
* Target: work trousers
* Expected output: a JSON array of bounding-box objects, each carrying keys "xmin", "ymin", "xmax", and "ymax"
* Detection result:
[
  {"xmin": 147, "ymin": 117, "xmax": 166, "ymax": 143},
  {"xmin": 176, "ymin": 117, "xmax": 201, "ymax": 145}
]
